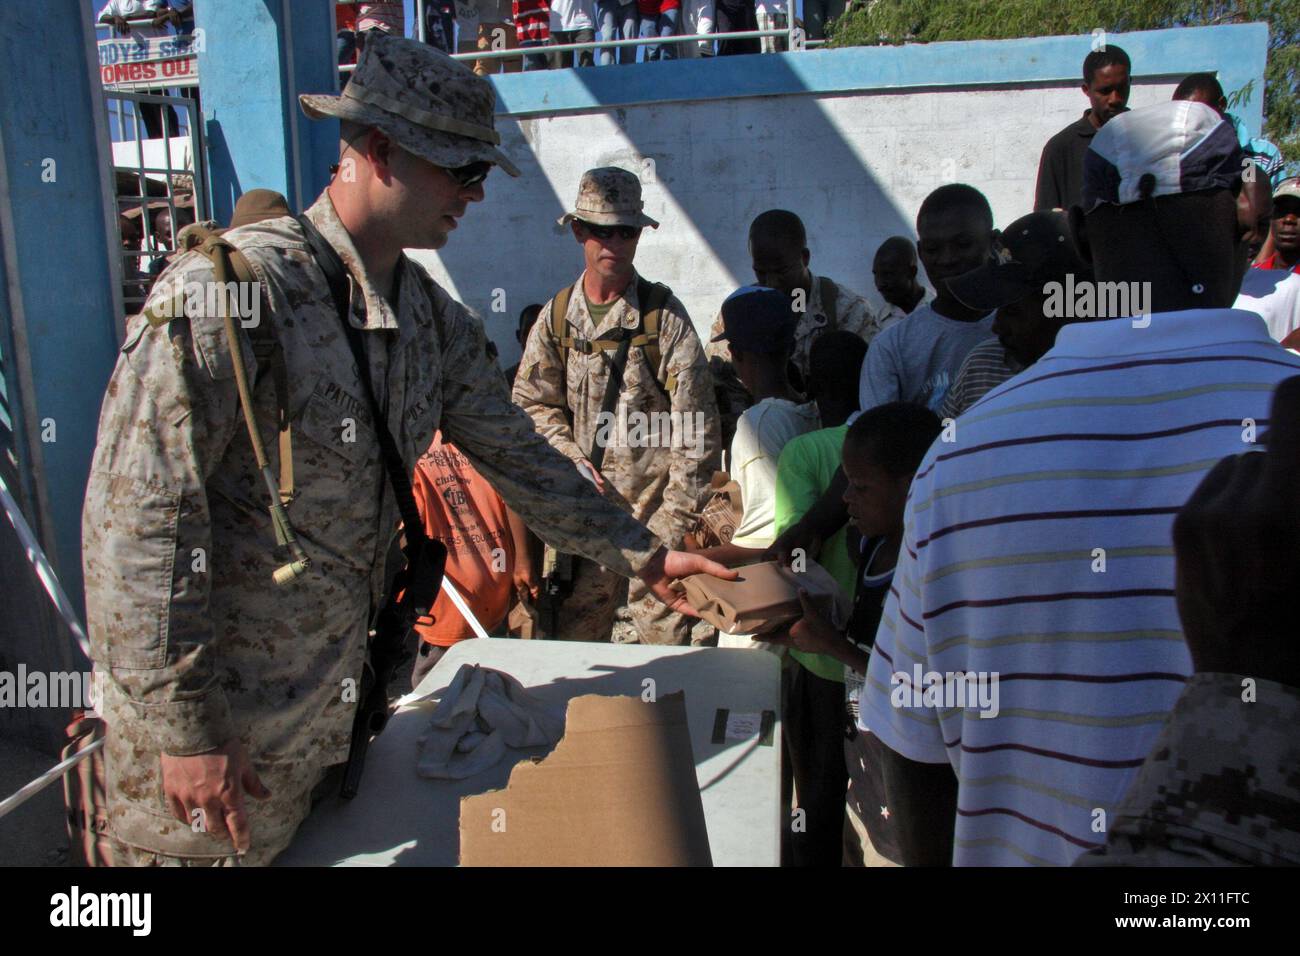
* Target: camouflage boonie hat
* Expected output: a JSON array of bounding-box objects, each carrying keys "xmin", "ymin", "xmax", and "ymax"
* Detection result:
[
  {"xmin": 299, "ymin": 33, "xmax": 520, "ymax": 177},
  {"xmin": 558, "ymin": 167, "xmax": 660, "ymax": 229}
]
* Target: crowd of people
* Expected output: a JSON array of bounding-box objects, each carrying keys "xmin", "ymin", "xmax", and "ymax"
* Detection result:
[
  {"xmin": 335, "ymin": 0, "xmax": 824, "ymax": 74},
  {"xmin": 81, "ymin": 32, "xmax": 1299, "ymax": 868}
]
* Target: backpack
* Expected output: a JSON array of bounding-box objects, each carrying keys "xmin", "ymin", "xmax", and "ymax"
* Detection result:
[
  {"xmin": 141, "ymin": 212, "xmax": 306, "ymax": 581},
  {"xmin": 547, "ymin": 276, "xmax": 679, "ymax": 469},
  {"xmin": 548, "ymin": 276, "xmax": 677, "ymax": 399}
]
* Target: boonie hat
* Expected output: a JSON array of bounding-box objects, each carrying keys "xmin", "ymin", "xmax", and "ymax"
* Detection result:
[
  {"xmin": 299, "ymin": 33, "xmax": 520, "ymax": 177},
  {"xmin": 558, "ymin": 167, "xmax": 660, "ymax": 229}
]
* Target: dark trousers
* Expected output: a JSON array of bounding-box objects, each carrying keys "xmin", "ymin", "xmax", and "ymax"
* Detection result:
[
  {"xmin": 781, "ymin": 661, "xmax": 849, "ymax": 866},
  {"xmin": 714, "ymin": 0, "xmax": 759, "ymax": 55},
  {"xmin": 801, "ymin": 0, "xmax": 845, "ymax": 41},
  {"xmin": 520, "ymin": 38, "xmax": 551, "ymax": 71},
  {"xmin": 553, "ymin": 28, "xmax": 596, "ymax": 67},
  {"xmin": 410, "ymin": 641, "xmax": 450, "ymax": 691},
  {"xmin": 424, "ymin": 4, "xmax": 457, "ymax": 52}
]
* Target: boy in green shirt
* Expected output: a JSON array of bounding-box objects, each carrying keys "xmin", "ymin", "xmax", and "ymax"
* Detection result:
[{"xmin": 768, "ymin": 331, "xmax": 866, "ymax": 866}]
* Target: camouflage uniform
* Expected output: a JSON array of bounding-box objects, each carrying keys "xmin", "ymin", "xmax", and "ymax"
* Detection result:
[
  {"xmin": 706, "ymin": 277, "xmax": 880, "ymax": 448},
  {"xmin": 82, "ymin": 38, "xmax": 657, "ymax": 865},
  {"xmin": 513, "ymin": 170, "xmax": 721, "ymax": 645},
  {"xmin": 1075, "ymin": 674, "xmax": 1300, "ymax": 867}
]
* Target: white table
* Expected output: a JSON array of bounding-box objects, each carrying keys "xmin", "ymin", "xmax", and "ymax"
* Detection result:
[{"xmin": 278, "ymin": 639, "xmax": 782, "ymax": 866}]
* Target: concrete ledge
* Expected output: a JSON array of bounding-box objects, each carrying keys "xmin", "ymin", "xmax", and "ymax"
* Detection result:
[{"xmin": 491, "ymin": 22, "xmax": 1268, "ymax": 132}]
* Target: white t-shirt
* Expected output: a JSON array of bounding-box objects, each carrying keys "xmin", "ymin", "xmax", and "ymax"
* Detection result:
[
  {"xmin": 857, "ymin": 302, "xmax": 994, "ymax": 414},
  {"xmin": 1234, "ymin": 268, "xmax": 1300, "ymax": 343},
  {"xmin": 729, "ymin": 398, "xmax": 819, "ymax": 548},
  {"xmin": 549, "ymin": 0, "xmax": 596, "ymax": 31},
  {"xmin": 99, "ymin": 0, "xmax": 168, "ymax": 39}
]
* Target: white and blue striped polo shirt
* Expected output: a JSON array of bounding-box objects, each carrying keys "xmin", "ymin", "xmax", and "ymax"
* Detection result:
[{"xmin": 858, "ymin": 309, "xmax": 1300, "ymax": 866}]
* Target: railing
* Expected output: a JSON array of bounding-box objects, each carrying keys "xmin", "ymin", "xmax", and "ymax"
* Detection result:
[{"xmin": 404, "ymin": 0, "xmax": 812, "ymax": 66}]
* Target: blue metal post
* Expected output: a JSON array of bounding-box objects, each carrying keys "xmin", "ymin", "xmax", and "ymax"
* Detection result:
[
  {"xmin": 195, "ymin": 0, "xmax": 338, "ymax": 221},
  {"xmin": 0, "ymin": 1, "xmax": 124, "ymax": 623}
]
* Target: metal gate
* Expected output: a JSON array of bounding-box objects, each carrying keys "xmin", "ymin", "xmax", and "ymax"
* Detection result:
[{"xmin": 105, "ymin": 89, "xmax": 208, "ymax": 318}]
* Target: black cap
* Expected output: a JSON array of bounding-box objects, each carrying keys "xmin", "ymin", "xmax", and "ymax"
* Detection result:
[
  {"xmin": 947, "ymin": 211, "xmax": 1090, "ymax": 312},
  {"xmin": 711, "ymin": 286, "xmax": 797, "ymax": 354}
]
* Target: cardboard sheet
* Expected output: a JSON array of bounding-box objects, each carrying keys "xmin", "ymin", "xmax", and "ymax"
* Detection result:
[
  {"xmin": 459, "ymin": 691, "xmax": 712, "ymax": 866},
  {"xmin": 672, "ymin": 559, "xmax": 849, "ymax": 635}
]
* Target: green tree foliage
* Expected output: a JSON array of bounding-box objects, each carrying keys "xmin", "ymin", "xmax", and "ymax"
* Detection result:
[{"xmin": 827, "ymin": 1, "xmax": 1298, "ymax": 161}]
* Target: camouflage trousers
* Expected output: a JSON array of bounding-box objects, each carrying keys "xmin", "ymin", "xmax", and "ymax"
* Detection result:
[
  {"xmin": 552, "ymin": 557, "xmax": 692, "ymax": 646},
  {"xmin": 100, "ymin": 728, "xmax": 333, "ymax": 866}
]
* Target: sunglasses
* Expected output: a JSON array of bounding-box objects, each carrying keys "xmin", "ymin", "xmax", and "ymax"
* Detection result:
[
  {"xmin": 444, "ymin": 161, "xmax": 492, "ymax": 188},
  {"xmin": 579, "ymin": 221, "xmax": 642, "ymax": 241}
]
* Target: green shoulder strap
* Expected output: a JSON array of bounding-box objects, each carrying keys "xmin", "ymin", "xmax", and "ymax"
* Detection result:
[{"xmin": 819, "ymin": 275, "xmax": 838, "ymax": 330}]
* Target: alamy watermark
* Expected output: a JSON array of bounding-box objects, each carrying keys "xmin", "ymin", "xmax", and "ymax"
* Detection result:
[
  {"xmin": 50, "ymin": 887, "xmax": 151, "ymax": 936},
  {"xmin": 890, "ymin": 666, "xmax": 1000, "ymax": 718},
  {"xmin": 592, "ymin": 408, "xmax": 710, "ymax": 459},
  {"xmin": 1044, "ymin": 274, "xmax": 1152, "ymax": 328},
  {"xmin": 0, "ymin": 666, "xmax": 102, "ymax": 711},
  {"xmin": 150, "ymin": 280, "xmax": 262, "ymax": 328}
]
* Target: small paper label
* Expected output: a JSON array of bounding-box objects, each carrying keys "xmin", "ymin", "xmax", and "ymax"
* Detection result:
[{"xmin": 724, "ymin": 711, "xmax": 762, "ymax": 740}]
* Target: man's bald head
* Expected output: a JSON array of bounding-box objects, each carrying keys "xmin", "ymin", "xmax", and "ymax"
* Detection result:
[
  {"xmin": 749, "ymin": 209, "xmax": 806, "ymax": 251},
  {"xmin": 873, "ymin": 236, "xmax": 924, "ymax": 312},
  {"xmin": 874, "ymin": 236, "xmax": 917, "ymax": 269},
  {"xmin": 1172, "ymin": 73, "xmax": 1227, "ymax": 116},
  {"xmin": 749, "ymin": 209, "xmax": 811, "ymax": 295}
]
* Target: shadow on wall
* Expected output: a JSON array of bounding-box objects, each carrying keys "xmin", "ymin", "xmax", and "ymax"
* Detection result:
[{"xmin": 423, "ymin": 51, "xmax": 916, "ymax": 360}]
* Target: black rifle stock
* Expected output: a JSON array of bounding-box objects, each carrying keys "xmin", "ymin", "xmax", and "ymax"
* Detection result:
[{"xmin": 341, "ymin": 534, "xmax": 445, "ymax": 799}]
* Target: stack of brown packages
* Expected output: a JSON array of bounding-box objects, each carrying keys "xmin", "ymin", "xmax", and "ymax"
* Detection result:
[{"xmin": 672, "ymin": 559, "xmax": 850, "ymax": 636}]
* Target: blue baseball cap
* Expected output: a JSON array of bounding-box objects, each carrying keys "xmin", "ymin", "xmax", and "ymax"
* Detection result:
[
  {"xmin": 1081, "ymin": 100, "xmax": 1243, "ymax": 212},
  {"xmin": 711, "ymin": 286, "xmax": 797, "ymax": 354}
]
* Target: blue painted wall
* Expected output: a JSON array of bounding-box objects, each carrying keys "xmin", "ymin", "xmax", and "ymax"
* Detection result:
[
  {"xmin": 0, "ymin": 1, "xmax": 121, "ymax": 618},
  {"xmin": 196, "ymin": 0, "xmax": 337, "ymax": 220}
]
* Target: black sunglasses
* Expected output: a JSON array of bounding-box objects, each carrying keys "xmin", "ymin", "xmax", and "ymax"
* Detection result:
[
  {"xmin": 579, "ymin": 221, "xmax": 642, "ymax": 241},
  {"xmin": 444, "ymin": 161, "xmax": 493, "ymax": 188}
]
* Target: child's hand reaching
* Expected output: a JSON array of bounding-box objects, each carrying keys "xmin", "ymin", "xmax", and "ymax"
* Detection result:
[{"xmin": 767, "ymin": 590, "xmax": 843, "ymax": 656}]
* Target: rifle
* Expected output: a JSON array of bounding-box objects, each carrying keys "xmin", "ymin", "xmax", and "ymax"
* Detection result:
[
  {"xmin": 535, "ymin": 546, "xmax": 574, "ymax": 639},
  {"xmin": 294, "ymin": 214, "xmax": 447, "ymax": 799},
  {"xmin": 343, "ymin": 530, "xmax": 446, "ymax": 798}
]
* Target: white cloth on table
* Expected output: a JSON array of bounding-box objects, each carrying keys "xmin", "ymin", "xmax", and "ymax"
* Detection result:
[{"xmin": 416, "ymin": 663, "xmax": 566, "ymax": 779}]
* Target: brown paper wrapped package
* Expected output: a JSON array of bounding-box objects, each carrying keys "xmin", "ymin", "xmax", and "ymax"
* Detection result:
[
  {"xmin": 672, "ymin": 559, "xmax": 850, "ymax": 635},
  {"xmin": 690, "ymin": 471, "xmax": 742, "ymax": 548}
]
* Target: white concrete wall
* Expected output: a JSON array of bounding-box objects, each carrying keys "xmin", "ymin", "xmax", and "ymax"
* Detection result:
[{"xmin": 413, "ymin": 79, "xmax": 1177, "ymax": 367}]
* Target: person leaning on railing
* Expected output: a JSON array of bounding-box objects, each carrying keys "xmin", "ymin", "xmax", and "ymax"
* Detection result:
[
  {"xmin": 636, "ymin": 0, "xmax": 681, "ymax": 61},
  {"xmin": 550, "ymin": 0, "xmax": 597, "ymax": 67},
  {"xmin": 513, "ymin": 0, "xmax": 552, "ymax": 69}
]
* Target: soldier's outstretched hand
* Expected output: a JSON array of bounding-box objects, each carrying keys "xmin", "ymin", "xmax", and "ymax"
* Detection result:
[
  {"xmin": 637, "ymin": 546, "xmax": 739, "ymax": 617},
  {"xmin": 160, "ymin": 739, "xmax": 272, "ymax": 854}
]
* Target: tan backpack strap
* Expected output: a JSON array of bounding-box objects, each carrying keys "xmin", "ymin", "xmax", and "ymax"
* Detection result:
[
  {"xmin": 208, "ymin": 238, "xmax": 296, "ymax": 505},
  {"xmin": 636, "ymin": 277, "xmax": 674, "ymax": 394},
  {"xmin": 548, "ymin": 283, "xmax": 578, "ymax": 424},
  {"xmin": 205, "ymin": 238, "xmax": 309, "ymax": 583},
  {"xmin": 819, "ymin": 276, "xmax": 838, "ymax": 329},
  {"xmin": 550, "ymin": 283, "xmax": 576, "ymax": 348}
]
